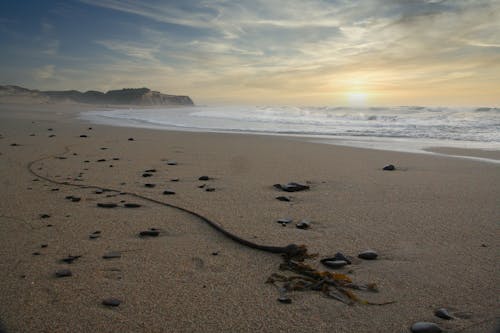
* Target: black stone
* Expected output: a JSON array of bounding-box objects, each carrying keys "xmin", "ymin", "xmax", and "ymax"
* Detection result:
[
  {"xmin": 198, "ymin": 176, "xmax": 210, "ymax": 181},
  {"xmin": 383, "ymin": 164, "xmax": 396, "ymax": 171},
  {"xmin": 55, "ymin": 269, "xmax": 72, "ymax": 278},
  {"xmin": 142, "ymin": 173, "xmax": 153, "ymax": 177},
  {"xmin": 276, "ymin": 196, "xmax": 291, "ymax": 202},
  {"xmin": 80, "ymin": 135, "xmax": 88, "ymax": 138},
  {"xmin": 32, "ymin": 252, "xmax": 41, "ymax": 256},
  {"xmin": 100, "ymin": 147, "xmax": 108, "ymax": 150},
  {"xmin": 10, "ymin": 143, "xmax": 20, "ymax": 146},
  {"xmin": 144, "ymin": 169, "xmax": 156, "ymax": 173},
  {"xmin": 40, "ymin": 214, "xmax": 51, "ymax": 219},
  {"xmin": 97, "ymin": 159, "xmax": 106, "ymax": 162},
  {"xmin": 205, "ymin": 187, "xmax": 215, "ymax": 192},
  {"xmin": 41, "ymin": 244, "xmax": 48, "ymax": 248},
  {"xmin": 277, "ymin": 218, "xmax": 292, "ymax": 226},
  {"xmin": 60, "ymin": 255, "xmax": 81, "ymax": 264},
  {"xmin": 51, "ymin": 188, "xmax": 59, "ymax": 191},
  {"xmin": 434, "ymin": 308, "xmax": 453, "ymax": 320},
  {"xmin": 198, "ymin": 184, "xmax": 206, "ymax": 188},
  {"xmin": 112, "ymin": 157, "xmax": 120, "ymax": 160},
  {"xmin": 94, "ymin": 189, "xmax": 104, "ymax": 194},
  {"xmin": 124, "ymin": 203, "xmax": 141, "ymax": 208},
  {"xmin": 410, "ymin": 322, "xmax": 442, "ymax": 333},
  {"xmin": 89, "ymin": 234, "xmax": 100, "ymax": 239},
  {"xmin": 170, "ymin": 178, "xmax": 179, "ymax": 182},
  {"xmin": 102, "ymin": 298, "xmax": 121, "ymax": 307},
  {"xmin": 97, "ymin": 203, "xmax": 118, "ymax": 208},
  {"xmin": 167, "ymin": 161, "xmax": 178, "ymax": 165},
  {"xmin": 321, "ymin": 259, "xmax": 348, "ymax": 269},
  {"xmin": 128, "ymin": 138, "xmax": 134, "ymax": 141},
  {"xmin": 358, "ymin": 250, "xmax": 378, "ymax": 260},
  {"xmin": 139, "ymin": 230, "xmax": 160, "ymax": 237},
  {"xmin": 49, "ymin": 134, "xmax": 56, "ymax": 137},
  {"xmin": 163, "ymin": 190, "xmax": 176, "ymax": 195},
  {"xmin": 144, "ymin": 183, "xmax": 156, "ymax": 188},
  {"xmin": 274, "ymin": 182, "xmax": 310, "ymax": 192},
  {"xmin": 296, "ymin": 220, "xmax": 311, "ymax": 229}
]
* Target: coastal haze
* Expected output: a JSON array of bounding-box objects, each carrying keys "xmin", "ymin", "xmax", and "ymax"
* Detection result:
[{"xmin": 1, "ymin": 1, "xmax": 499, "ymax": 333}]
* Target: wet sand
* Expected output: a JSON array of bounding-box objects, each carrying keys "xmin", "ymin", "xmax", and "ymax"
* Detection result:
[{"xmin": 0, "ymin": 103, "xmax": 498, "ymax": 332}]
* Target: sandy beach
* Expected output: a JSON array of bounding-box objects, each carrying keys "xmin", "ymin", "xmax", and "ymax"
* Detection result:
[{"xmin": 0, "ymin": 103, "xmax": 498, "ymax": 333}]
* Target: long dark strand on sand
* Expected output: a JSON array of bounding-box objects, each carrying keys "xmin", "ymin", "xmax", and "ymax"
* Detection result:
[{"xmin": 26, "ymin": 146, "xmax": 308, "ymax": 258}]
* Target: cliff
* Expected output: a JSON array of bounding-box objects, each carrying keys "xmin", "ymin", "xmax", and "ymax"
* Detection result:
[{"xmin": 0, "ymin": 85, "xmax": 194, "ymax": 106}]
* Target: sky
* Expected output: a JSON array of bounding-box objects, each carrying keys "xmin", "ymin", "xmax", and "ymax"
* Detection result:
[{"xmin": 0, "ymin": 0, "xmax": 499, "ymax": 106}]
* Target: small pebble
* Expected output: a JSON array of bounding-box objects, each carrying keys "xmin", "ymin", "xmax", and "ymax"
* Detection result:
[
  {"xmin": 60, "ymin": 255, "xmax": 81, "ymax": 264},
  {"xmin": 40, "ymin": 214, "xmax": 51, "ymax": 219},
  {"xmin": 434, "ymin": 308, "xmax": 453, "ymax": 320},
  {"xmin": 383, "ymin": 164, "xmax": 396, "ymax": 171},
  {"xmin": 142, "ymin": 173, "xmax": 153, "ymax": 177},
  {"xmin": 198, "ymin": 176, "xmax": 210, "ymax": 181},
  {"xmin": 48, "ymin": 134, "xmax": 56, "ymax": 137},
  {"xmin": 55, "ymin": 269, "xmax": 72, "ymax": 278},
  {"xmin": 41, "ymin": 244, "xmax": 48, "ymax": 248},
  {"xmin": 97, "ymin": 203, "xmax": 118, "ymax": 208},
  {"xmin": 277, "ymin": 288, "xmax": 292, "ymax": 304},
  {"xmin": 321, "ymin": 259, "xmax": 348, "ymax": 269},
  {"xmin": 97, "ymin": 159, "xmax": 106, "ymax": 162},
  {"xmin": 94, "ymin": 189, "xmax": 104, "ymax": 194},
  {"xmin": 32, "ymin": 252, "xmax": 41, "ymax": 256},
  {"xmin": 89, "ymin": 234, "xmax": 100, "ymax": 239},
  {"xmin": 139, "ymin": 230, "xmax": 160, "ymax": 237},
  {"xmin": 167, "ymin": 161, "xmax": 177, "ymax": 165},
  {"xmin": 205, "ymin": 187, "xmax": 215, "ymax": 192},
  {"xmin": 112, "ymin": 157, "xmax": 120, "ymax": 160},
  {"xmin": 144, "ymin": 169, "xmax": 156, "ymax": 173},
  {"xmin": 128, "ymin": 138, "xmax": 134, "ymax": 141},
  {"xmin": 144, "ymin": 183, "xmax": 156, "ymax": 188},
  {"xmin": 124, "ymin": 203, "xmax": 141, "ymax": 208},
  {"xmin": 170, "ymin": 178, "xmax": 179, "ymax": 182},
  {"xmin": 163, "ymin": 190, "xmax": 176, "ymax": 195},
  {"xmin": 410, "ymin": 322, "xmax": 442, "ymax": 333},
  {"xmin": 277, "ymin": 218, "xmax": 292, "ymax": 226},
  {"xmin": 358, "ymin": 250, "xmax": 378, "ymax": 260},
  {"xmin": 79, "ymin": 134, "xmax": 87, "ymax": 138},
  {"xmin": 276, "ymin": 196, "xmax": 291, "ymax": 202},
  {"xmin": 212, "ymin": 252, "xmax": 219, "ymax": 256},
  {"xmin": 102, "ymin": 298, "xmax": 121, "ymax": 307},
  {"xmin": 296, "ymin": 220, "xmax": 311, "ymax": 229}
]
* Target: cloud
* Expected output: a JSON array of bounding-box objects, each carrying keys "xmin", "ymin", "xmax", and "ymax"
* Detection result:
[{"xmin": 35, "ymin": 65, "xmax": 55, "ymax": 79}]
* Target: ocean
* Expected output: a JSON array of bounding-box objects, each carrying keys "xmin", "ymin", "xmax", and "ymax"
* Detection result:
[{"xmin": 80, "ymin": 105, "xmax": 500, "ymax": 163}]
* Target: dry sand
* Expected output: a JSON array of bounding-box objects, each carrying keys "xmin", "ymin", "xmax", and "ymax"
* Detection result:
[{"xmin": 0, "ymin": 103, "xmax": 498, "ymax": 333}]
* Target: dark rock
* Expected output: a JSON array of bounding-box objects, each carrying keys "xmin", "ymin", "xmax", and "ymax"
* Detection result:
[
  {"xmin": 97, "ymin": 203, "xmax": 118, "ymax": 208},
  {"xmin": 51, "ymin": 188, "xmax": 59, "ymax": 191},
  {"xmin": 92, "ymin": 231, "xmax": 101, "ymax": 234},
  {"xmin": 170, "ymin": 178, "xmax": 179, "ymax": 182},
  {"xmin": 128, "ymin": 138, "xmax": 134, "ymax": 141},
  {"xmin": 32, "ymin": 252, "xmax": 41, "ymax": 256},
  {"xmin": 296, "ymin": 220, "xmax": 311, "ymax": 229},
  {"xmin": 84, "ymin": 160, "xmax": 90, "ymax": 163},
  {"xmin": 30, "ymin": 133, "xmax": 35, "ymax": 136},
  {"xmin": 198, "ymin": 176, "xmax": 210, "ymax": 181},
  {"xmin": 49, "ymin": 134, "xmax": 56, "ymax": 137},
  {"xmin": 383, "ymin": 164, "xmax": 396, "ymax": 171},
  {"xmin": 167, "ymin": 161, "xmax": 178, "ymax": 165},
  {"xmin": 40, "ymin": 214, "xmax": 51, "ymax": 219},
  {"xmin": 124, "ymin": 203, "xmax": 141, "ymax": 208},
  {"xmin": 332, "ymin": 252, "xmax": 352, "ymax": 264},
  {"xmin": 55, "ymin": 269, "xmax": 72, "ymax": 278},
  {"xmin": 102, "ymin": 251, "xmax": 121, "ymax": 259},
  {"xmin": 410, "ymin": 322, "xmax": 442, "ymax": 333},
  {"xmin": 358, "ymin": 250, "xmax": 378, "ymax": 260},
  {"xmin": 277, "ymin": 218, "xmax": 292, "ymax": 226},
  {"xmin": 60, "ymin": 255, "xmax": 81, "ymax": 264},
  {"xmin": 163, "ymin": 190, "xmax": 176, "ymax": 195},
  {"xmin": 274, "ymin": 182, "xmax": 310, "ymax": 192},
  {"xmin": 41, "ymin": 244, "xmax": 48, "ymax": 248},
  {"xmin": 88, "ymin": 127, "xmax": 93, "ymax": 130},
  {"xmin": 112, "ymin": 157, "xmax": 120, "ymax": 160},
  {"xmin": 434, "ymin": 308, "xmax": 453, "ymax": 320},
  {"xmin": 142, "ymin": 173, "xmax": 153, "ymax": 177},
  {"xmin": 144, "ymin": 169, "xmax": 156, "ymax": 173},
  {"xmin": 278, "ymin": 288, "xmax": 292, "ymax": 304},
  {"xmin": 321, "ymin": 259, "xmax": 348, "ymax": 269},
  {"xmin": 10, "ymin": 143, "xmax": 20, "ymax": 146},
  {"xmin": 144, "ymin": 183, "xmax": 156, "ymax": 188},
  {"xmin": 198, "ymin": 184, "xmax": 206, "ymax": 189},
  {"xmin": 46, "ymin": 224, "xmax": 53, "ymax": 227},
  {"xmin": 212, "ymin": 252, "xmax": 219, "ymax": 256},
  {"xmin": 205, "ymin": 187, "xmax": 215, "ymax": 192},
  {"xmin": 94, "ymin": 189, "xmax": 104, "ymax": 194},
  {"xmin": 97, "ymin": 159, "xmax": 106, "ymax": 162},
  {"xmin": 276, "ymin": 196, "xmax": 291, "ymax": 202},
  {"xmin": 102, "ymin": 298, "xmax": 121, "ymax": 307},
  {"xmin": 100, "ymin": 147, "xmax": 108, "ymax": 150},
  {"xmin": 80, "ymin": 134, "xmax": 88, "ymax": 138},
  {"xmin": 65, "ymin": 196, "xmax": 81, "ymax": 202},
  {"xmin": 139, "ymin": 230, "xmax": 160, "ymax": 237},
  {"xmin": 48, "ymin": 128, "xmax": 53, "ymax": 131},
  {"xmin": 89, "ymin": 234, "xmax": 100, "ymax": 239}
]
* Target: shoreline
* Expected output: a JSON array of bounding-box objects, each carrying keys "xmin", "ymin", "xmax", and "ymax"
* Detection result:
[{"xmin": 1, "ymin": 103, "xmax": 499, "ymax": 332}]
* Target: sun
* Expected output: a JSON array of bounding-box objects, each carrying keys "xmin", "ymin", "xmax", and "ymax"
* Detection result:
[{"xmin": 347, "ymin": 92, "xmax": 367, "ymax": 106}]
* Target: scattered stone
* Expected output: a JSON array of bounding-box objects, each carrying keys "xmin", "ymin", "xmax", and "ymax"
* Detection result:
[
  {"xmin": 331, "ymin": 252, "xmax": 352, "ymax": 264},
  {"xmin": 40, "ymin": 214, "xmax": 51, "ymax": 219},
  {"xmin": 41, "ymin": 244, "xmax": 48, "ymax": 248},
  {"xmin": 49, "ymin": 134, "xmax": 56, "ymax": 138},
  {"xmin": 296, "ymin": 220, "xmax": 311, "ymax": 229},
  {"xmin": 100, "ymin": 147, "xmax": 108, "ymax": 150},
  {"xmin": 56, "ymin": 156, "xmax": 67, "ymax": 159},
  {"xmin": 167, "ymin": 161, "xmax": 178, "ymax": 165},
  {"xmin": 128, "ymin": 138, "xmax": 134, "ymax": 141},
  {"xmin": 205, "ymin": 187, "xmax": 215, "ymax": 192},
  {"xmin": 139, "ymin": 230, "xmax": 160, "ymax": 237},
  {"xmin": 277, "ymin": 218, "xmax": 292, "ymax": 226},
  {"xmin": 198, "ymin": 184, "xmax": 206, "ymax": 189},
  {"xmin": 142, "ymin": 173, "xmax": 153, "ymax": 177},
  {"xmin": 109, "ymin": 165, "xmax": 113, "ymax": 168},
  {"xmin": 383, "ymin": 164, "xmax": 396, "ymax": 171},
  {"xmin": 80, "ymin": 134, "xmax": 88, "ymax": 138},
  {"xmin": 277, "ymin": 288, "xmax": 292, "ymax": 304},
  {"xmin": 434, "ymin": 308, "xmax": 453, "ymax": 320},
  {"xmin": 481, "ymin": 243, "xmax": 487, "ymax": 247},
  {"xmin": 30, "ymin": 134, "xmax": 35, "ymax": 136},
  {"xmin": 124, "ymin": 203, "xmax": 141, "ymax": 208},
  {"xmin": 170, "ymin": 178, "xmax": 179, "ymax": 182},
  {"xmin": 102, "ymin": 298, "xmax": 121, "ymax": 307},
  {"xmin": 32, "ymin": 252, "xmax": 41, "ymax": 256},
  {"xmin": 84, "ymin": 160, "xmax": 90, "ymax": 163},
  {"xmin": 10, "ymin": 143, "xmax": 20, "ymax": 146},
  {"xmin": 65, "ymin": 195, "xmax": 81, "ymax": 202},
  {"xmin": 50, "ymin": 188, "xmax": 59, "ymax": 191},
  {"xmin": 60, "ymin": 255, "xmax": 81, "ymax": 264},
  {"xmin": 94, "ymin": 189, "xmax": 104, "ymax": 194},
  {"xmin": 144, "ymin": 183, "xmax": 156, "ymax": 188},
  {"xmin": 55, "ymin": 269, "xmax": 72, "ymax": 278},
  {"xmin": 46, "ymin": 224, "xmax": 53, "ymax": 227},
  {"xmin": 97, "ymin": 159, "xmax": 106, "ymax": 162},
  {"xmin": 88, "ymin": 127, "xmax": 93, "ymax": 130},
  {"xmin": 198, "ymin": 176, "xmax": 210, "ymax": 181},
  {"xmin": 410, "ymin": 322, "xmax": 442, "ymax": 333},
  {"xmin": 163, "ymin": 190, "xmax": 176, "ymax": 195},
  {"xmin": 97, "ymin": 203, "xmax": 118, "ymax": 208},
  {"xmin": 321, "ymin": 259, "xmax": 348, "ymax": 269},
  {"xmin": 276, "ymin": 196, "xmax": 291, "ymax": 202},
  {"xmin": 102, "ymin": 251, "xmax": 121, "ymax": 259},
  {"xmin": 89, "ymin": 234, "xmax": 100, "ymax": 239},
  {"xmin": 358, "ymin": 250, "xmax": 378, "ymax": 260},
  {"xmin": 274, "ymin": 182, "xmax": 310, "ymax": 192},
  {"xmin": 112, "ymin": 157, "xmax": 120, "ymax": 160},
  {"xmin": 212, "ymin": 251, "xmax": 219, "ymax": 256},
  {"xmin": 48, "ymin": 128, "xmax": 53, "ymax": 131},
  {"xmin": 144, "ymin": 169, "xmax": 156, "ymax": 173}
]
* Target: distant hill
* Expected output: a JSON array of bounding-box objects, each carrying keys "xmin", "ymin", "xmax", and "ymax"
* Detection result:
[{"xmin": 0, "ymin": 85, "xmax": 194, "ymax": 106}]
